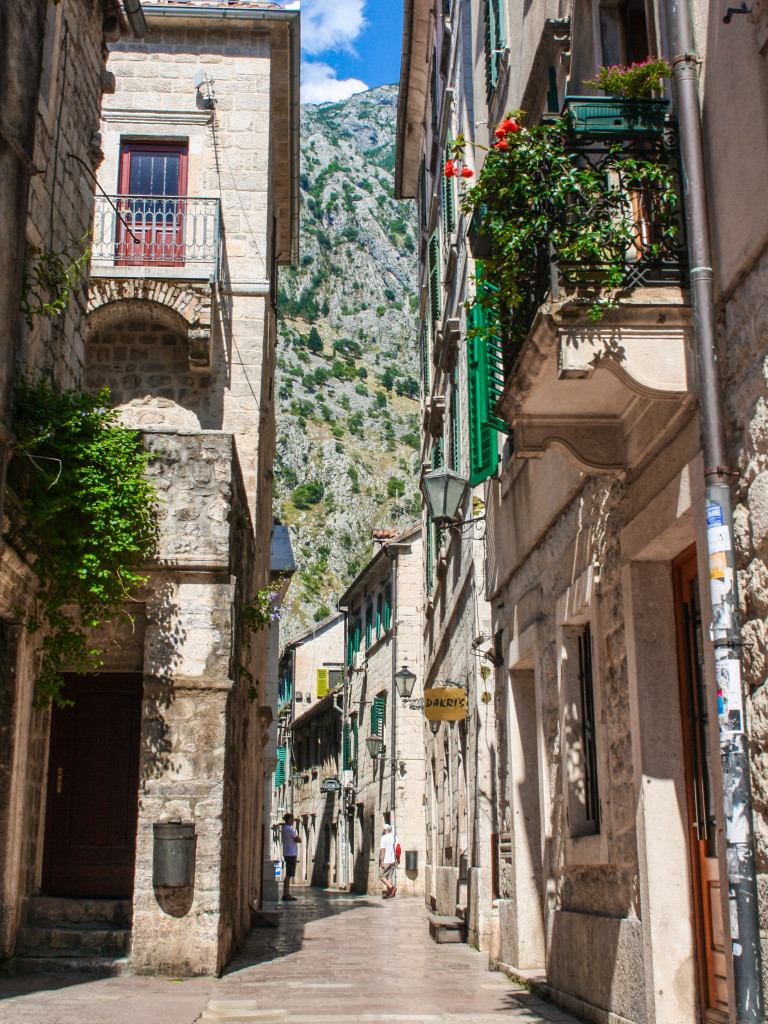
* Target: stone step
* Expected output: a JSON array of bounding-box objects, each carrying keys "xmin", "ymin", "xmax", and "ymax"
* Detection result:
[
  {"xmin": 16, "ymin": 923, "xmax": 131, "ymax": 958},
  {"xmin": 13, "ymin": 955, "xmax": 131, "ymax": 977},
  {"xmin": 427, "ymin": 911, "xmax": 467, "ymax": 944},
  {"xmin": 26, "ymin": 896, "xmax": 132, "ymax": 928}
]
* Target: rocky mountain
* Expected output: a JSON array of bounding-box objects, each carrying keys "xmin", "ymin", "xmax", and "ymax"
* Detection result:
[{"xmin": 275, "ymin": 84, "xmax": 420, "ymax": 641}]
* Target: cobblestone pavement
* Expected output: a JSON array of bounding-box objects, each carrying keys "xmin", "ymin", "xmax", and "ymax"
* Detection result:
[{"xmin": 0, "ymin": 889, "xmax": 580, "ymax": 1024}]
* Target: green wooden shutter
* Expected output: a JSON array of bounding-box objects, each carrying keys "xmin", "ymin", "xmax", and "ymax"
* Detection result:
[
  {"xmin": 430, "ymin": 56, "xmax": 438, "ymax": 133},
  {"xmin": 432, "ymin": 442, "xmax": 447, "ymax": 549},
  {"xmin": 371, "ymin": 695, "xmax": 386, "ymax": 737},
  {"xmin": 442, "ymin": 147, "xmax": 456, "ymax": 235},
  {"xmin": 365, "ymin": 602, "xmax": 373, "ymax": 648},
  {"xmin": 426, "ymin": 513, "xmax": 434, "ymax": 594},
  {"xmin": 420, "ymin": 159, "xmax": 427, "ymax": 228},
  {"xmin": 376, "ymin": 593, "xmax": 382, "ymax": 638},
  {"xmin": 343, "ymin": 723, "xmax": 351, "ymax": 769},
  {"xmin": 353, "ymin": 715, "xmax": 358, "ymax": 765},
  {"xmin": 384, "ymin": 583, "xmax": 392, "ymax": 630},
  {"xmin": 451, "ymin": 367, "xmax": 461, "ymax": 473},
  {"xmin": 420, "ymin": 320, "xmax": 430, "ymax": 398},
  {"xmin": 347, "ymin": 625, "xmax": 354, "ymax": 666},
  {"xmin": 428, "ymin": 231, "xmax": 441, "ymax": 334},
  {"xmin": 468, "ymin": 327, "xmax": 499, "ymax": 486},
  {"xmin": 484, "ymin": 0, "xmax": 504, "ymax": 102},
  {"xmin": 276, "ymin": 746, "xmax": 286, "ymax": 787},
  {"xmin": 317, "ymin": 668, "xmax": 328, "ymax": 697}
]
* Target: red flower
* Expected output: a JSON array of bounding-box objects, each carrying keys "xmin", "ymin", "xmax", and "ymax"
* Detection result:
[
  {"xmin": 493, "ymin": 126, "xmax": 507, "ymax": 139},
  {"xmin": 492, "ymin": 139, "xmax": 509, "ymax": 151},
  {"xmin": 460, "ymin": 167, "xmax": 474, "ymax": 178},
  {"xmin": 500, "ymin": 118, "xmax": 519, "ymax": 133},
  {"xmin": 444, "ymin": 160, "xmax": 457, "ymax": 178}
]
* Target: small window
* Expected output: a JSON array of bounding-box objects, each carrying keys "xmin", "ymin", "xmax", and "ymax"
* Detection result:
[
  {"xmin": 316, "ymin": 668, "xmax": 328, "ymax": 698},
  {"xmin": 578, "ymin": 625, "xmax": 600, "ymax": 831},
  {"xmin": 371, "ymin": 694, "xmax": 387, "ymax": 737},
  {"xmin": 328, "ymin": 668, "xmax": 341, "ymax": 689},
  {"xmin": 376, "ymin": 594, "xmax": 382, "ymax": 638},
  {"xmin": 620, "ymin": 0, "xmax": 651, "ymax": 67},
  {"xmin": 365, "ymin": 602, "xmax": 373, "ymax": 649},
  {"xmin": 384, "ymin": 584, "xmax": 392, "ymax": 631}
]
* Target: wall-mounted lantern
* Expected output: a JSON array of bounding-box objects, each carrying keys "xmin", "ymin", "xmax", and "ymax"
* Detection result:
[
  {"xmin": 394, "ymin": 664, "xmax": 417, "ymax": 699},
  {"xmin": 366, "ymin": 735, "xmax": 384, "ymax": 757}
]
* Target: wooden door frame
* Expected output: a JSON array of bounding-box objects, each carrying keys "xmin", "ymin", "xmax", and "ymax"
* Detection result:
[{"xmin": 673, "ymin": 544, "xmax": 728, "ymax": 1023}]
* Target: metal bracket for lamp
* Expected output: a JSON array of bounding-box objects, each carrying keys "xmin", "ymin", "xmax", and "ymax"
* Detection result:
[{"xmin": 723, "ymin": 1, "xmax": 751, "ymax": 20}]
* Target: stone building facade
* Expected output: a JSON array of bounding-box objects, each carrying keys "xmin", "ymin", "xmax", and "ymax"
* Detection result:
[
  {"xmin": 339, "ymin": 525, "xmax": 427, "ymax": 897},
  {"xmin": 0, "ymin": 0, "xmax": 142, "ymax": 972},
  {"xmin": 271, "ymin": 612, "xmax": 345, "ymax": 883},
  {"xmin": 1, "ymin": 0, "xmax": 299, "ymax": 978},
  {"xmin": 397, "ymin": 0, "xmax": 768, "ymax": 1021}
]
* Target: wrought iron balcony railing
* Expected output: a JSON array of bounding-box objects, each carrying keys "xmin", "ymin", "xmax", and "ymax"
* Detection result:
[{"xmin": 91, "ymin": 194, "xmax": 220, "ymax": 276}]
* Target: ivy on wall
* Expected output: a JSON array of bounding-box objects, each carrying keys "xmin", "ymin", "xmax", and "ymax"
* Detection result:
[{"xmin": 10, "ymin": 378, "xmax": 158, "ymax": 707}]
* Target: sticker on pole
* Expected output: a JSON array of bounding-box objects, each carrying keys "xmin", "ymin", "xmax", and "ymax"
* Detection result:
[
  {"xmin": 716, "ymin": 658, "xmax": 744, "ymax": 734},
  {"xmin": 707, "ymin": 524, "xmax": 731, "ymax": 554},
  {"xmin": 706, "ymin": 504, "xmax": 724, "ymax": 528}
]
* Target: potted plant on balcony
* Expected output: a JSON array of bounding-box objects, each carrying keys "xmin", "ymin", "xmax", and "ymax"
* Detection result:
[
  {"xmin": 563, "ymin": 57, "xmax": 671, "ymax": 139},
  {"xmin": 459, "ymin": 113, "xmax": 680, "ymax": 338}
]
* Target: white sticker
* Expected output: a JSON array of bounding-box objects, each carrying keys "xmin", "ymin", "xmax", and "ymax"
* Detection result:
[
  {"xmin": 707, "ymin": 525, "xmax": 732, "ymax": 554},
  {"xmin": 717, "ymin": 658, "xmax": 743, "ymax": 713}
]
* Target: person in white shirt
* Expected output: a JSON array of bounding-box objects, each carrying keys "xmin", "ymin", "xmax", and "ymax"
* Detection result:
[
  {"xmin": 281, "ymin": 813, "xmax": 301, "ymax": 901},
  {"xmin": 379, "ymin": 822, "xmax": 398, "ymax": 899}
]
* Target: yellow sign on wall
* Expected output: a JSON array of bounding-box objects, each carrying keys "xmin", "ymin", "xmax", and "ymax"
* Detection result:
[{"xmin": 424, "ymin": 687, "xmax": 467, "ymax": 721}]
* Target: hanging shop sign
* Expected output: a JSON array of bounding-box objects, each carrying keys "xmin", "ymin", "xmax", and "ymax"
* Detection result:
[
  {"xmin": 424, "ymin": 687, "xmax": 467, "ymax": 721},
  {"xmin": 320, "ymin": 778, "xmax": 341, "ymax": 792}
]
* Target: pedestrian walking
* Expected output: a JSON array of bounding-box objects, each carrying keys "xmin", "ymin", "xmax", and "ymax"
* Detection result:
[
  {"xmin": 282, "ymin": 813, "xmax": 301, "ymax": 901},
  {"xmin": 379, "ymin": 822, "xmax": 398, "ymax": 899}
]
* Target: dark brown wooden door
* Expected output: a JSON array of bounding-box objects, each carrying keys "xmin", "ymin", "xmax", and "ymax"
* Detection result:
[
  {"xmin": 673, "ymin": 547, "xmax": 728, "ymax": 1020},
  {"xmin": 43, "ymin": 674, "xmax": 142, "ymax": 898}
]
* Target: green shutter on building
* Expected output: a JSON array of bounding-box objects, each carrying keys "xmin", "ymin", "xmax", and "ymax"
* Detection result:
[
  {"xmin": 354, "ymin": 617, "xmax": 361, "ymax": 653},
  {"xmin": 376, "ymin": 593, "xmax": 382, "ymax": 638},
  {"xmin": 468, "ymin": 327, "xmax": 499, "ymax": 486},
  {"xmin": 275, "ymin": 746, "xmax": 287, "ymax": 787},
  {"xmin": 317, "ymin": 668, "xmax": 328, "ymax": 697},
  {"xmin": 426, "ymin": 512, "xmax": 434, "ymax": 595},
  {"xmin": 420, "ymin": 320, "xmax": 430, "ymax": 398},
  {"xmin": 484, "ymin": 0, "xmax": 504, "ymax": 102},
  {"xmin": 343, "ymin": 723, "xmax": 351, "ymax": 769},
  {"xmin": 451, "ymin": 367, "xmax": 461, "ymax": 473},
  {"xmin": 420, "ymin": 158, "xmax": 427, "ymax": 228},
  {"xmin": 428, "ymin": 231, "xmax": 441, "ymax": 334},
  {"xmin": 371, "ymin": 695, "xmax": 386, "ymax": 737},
  {"xmin": 365, "ymin": 602, "xmax": 373, "ymax": 649},
  {"xmin": 442, "ymin": 147, "xmax": 456, "ymax": 235},
  {"xmin": 384, "ymin": 583, "xmax": 392, "ymax": 630}
]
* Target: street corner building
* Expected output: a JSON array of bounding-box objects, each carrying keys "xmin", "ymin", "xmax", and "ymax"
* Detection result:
[
  {"xmin": 339, "ymin": 525, "xmax": 428, "ymax": 898},
  {"xmin": 396, "ymin": 0, "xmax": 768, "ymax": 1021},
  {"xmin": 0, "ymin": 0, "xmax": 299, "ymax": 978}
]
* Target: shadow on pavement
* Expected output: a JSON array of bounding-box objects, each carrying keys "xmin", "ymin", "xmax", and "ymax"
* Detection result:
[{"xmin": 224, "ymin": 886, "xmax": 381, "ymax": 975}]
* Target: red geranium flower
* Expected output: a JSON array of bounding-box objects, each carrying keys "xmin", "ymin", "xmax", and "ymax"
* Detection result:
[
  {"xmin": 500, "ymin": 118, "xmax": 518, "ymax": 133},
  {"xmin": 492, "ymin": 139, "xmax": 509, "ymax": 151},
  {"xmin": 444, "ymin": 160, "xmax": 457, "ymax": 178},
  {"xmin": 494, "ymin": 126, "xmax": 506, "ymax": 139},
  {"xmin": 460, "ymin": 167, "xmax": 474, "ymax": 178}
]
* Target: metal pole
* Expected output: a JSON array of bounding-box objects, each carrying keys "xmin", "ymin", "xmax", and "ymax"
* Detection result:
[
  {"xmin": 665, "ymin": 0, "xmax": 765, "ymax": 1017},
  {"xmin": 340, "ymin": 605, "xmax": 349, "ymax": 891},
  {"xmin": 390, "ymin": 553, "xmax": 399, "ymax": 838}
]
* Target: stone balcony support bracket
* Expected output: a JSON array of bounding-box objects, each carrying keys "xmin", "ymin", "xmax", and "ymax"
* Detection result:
[
  {"xmin": 557, "ymin": 324, "xmax": 689, "ymax": 397},
  {"xmin": 513, "ymin": 416, "xmax": 626, "ymax": 472}
]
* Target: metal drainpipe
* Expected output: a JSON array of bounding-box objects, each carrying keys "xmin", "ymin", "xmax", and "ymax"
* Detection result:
[
  {"xmin": 340, "ymin": 604, "xmax": 349, "ymax": 891},
  {"xmin": 666, "ymin": 1, "xmax": 765, "ymax": 1018},
  {"xmin": 390, "ymin": 554, "xmax": 398, "ymax": 838}
]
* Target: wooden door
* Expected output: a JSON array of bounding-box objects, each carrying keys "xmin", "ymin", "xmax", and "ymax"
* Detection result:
[
  {"xmin": 117, "ymin": 142, "xmax": 188, "ymax": 267},
  {"xmin": 674, "ymin": 546, "xmax": 728, "ymax": 1020},
  {"xmin": 43, "ymin": 674, "xmax": 142, "ymax": 898}
]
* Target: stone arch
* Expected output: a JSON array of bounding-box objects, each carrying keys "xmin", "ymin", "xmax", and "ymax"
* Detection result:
[{"xmin": 87, "ymin": 279, "xmax": 212, "ymax": 369}]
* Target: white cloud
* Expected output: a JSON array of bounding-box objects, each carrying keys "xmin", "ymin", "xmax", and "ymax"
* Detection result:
[
  {"xmin": 301, "ymin": 61, "xmax": 368, "ymax": 103},
  {"xmin": 295, "ymin": 0, "xmax": 366, "ymax": 56}
]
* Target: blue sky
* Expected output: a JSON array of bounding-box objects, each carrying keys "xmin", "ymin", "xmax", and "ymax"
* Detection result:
[{"xmin": 281, "ymin": 0, "xmax": 403, "ymax": 103}]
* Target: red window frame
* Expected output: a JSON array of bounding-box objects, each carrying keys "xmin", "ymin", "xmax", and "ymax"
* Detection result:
[{"xmin": 116, "ymin": 140, "xmax": 189, "ymax": 267}]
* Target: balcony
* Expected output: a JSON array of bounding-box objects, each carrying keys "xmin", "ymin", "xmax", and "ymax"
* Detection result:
[
  {"xmin": 91, "ymin": 195, "xmax": 220, "ymax": 282},
  {"xmin": 475, "ymin": 132, "xmax": 693, "ymax": 474}
]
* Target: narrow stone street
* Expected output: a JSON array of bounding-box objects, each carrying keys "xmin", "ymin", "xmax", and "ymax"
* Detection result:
[{"xmin": 0, "ymin": 890, "xmax": 579, "ymax": 1024}]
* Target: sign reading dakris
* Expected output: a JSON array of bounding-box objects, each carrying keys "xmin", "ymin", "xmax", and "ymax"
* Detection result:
[{"xmin": 424, "ymin": 687, "xmax": 467, "ymax": 721}]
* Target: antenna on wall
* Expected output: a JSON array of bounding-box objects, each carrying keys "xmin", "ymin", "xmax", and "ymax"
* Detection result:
[{"xmin": 194, "ymin": 70, "xmax": 216, "ymax": 110}]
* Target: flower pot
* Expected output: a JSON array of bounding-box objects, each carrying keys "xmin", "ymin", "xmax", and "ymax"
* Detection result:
[
  {"xmin": 468, "ymin": 203, "xmax": 491, "ymax": 258},
  {"xmin": 562, "ymin": 96, "xmax": 669, "ymax": 140}
]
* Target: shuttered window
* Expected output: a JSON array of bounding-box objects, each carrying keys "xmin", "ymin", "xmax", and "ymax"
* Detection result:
[
  {"xmin": 426, "ymin": 512, "xmax": 434, "ymax": 595},
  {"xmin": 428, "ymin": 231, "xmax": 441, "ymax": 334},
  {"xmin": 420, "ymin": 320, "xmax": 430, "ymax": 398},
  {"xmin": 420, "ymin": 158, "xmax": 428, "ymax": 228},
  {"xmin": 467, "ymin": 263, "xmax": 505, "ymax": 487},
  {"xmin": 376, "ymin": 593, "xmax": 382, "ymax": 638},
  {"xmin": 316, "ymin": 668, "xmax": 328, "ymax": 697},
  {"xmin": 354, "ymin": 617, "xmax": 361, "ymax": 653},
  {"xmin": 484, "ymin": 0, "xmax": 505, "ymax": 102},
  {"xmin": 275, "ymin": 746, "xmax": 287, "ymax": 787},
  {"xmin": 451, "ymin": 366, "xmax": 461, "ymax": 473},
  {"xmin": 432, "ymin": 441, "xmax": 446, "ymax": 550},
  {"xmin": 430, "ymin": 56, "xmax": 438, "ymax": 133},
  {"xmin": 384, "ymin": 583, "xmax": 392, "ymax": 630},
  {"xmin": 365, "ymin": 602, "xmax": 373, "ymax": 648},
  {"xmin": 442, "ymin": 147, "xmax": 456, "ymax": 235},
  {"xmin": 371, "ymin": 695, "xmax": 386, "ymax": 737},
  {"xmin": 578, "ymin": 625, "xmax": 600, "ymax": 832}
]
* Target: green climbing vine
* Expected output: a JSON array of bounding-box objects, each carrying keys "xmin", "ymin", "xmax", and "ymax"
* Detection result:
[
  {"xmin": 237, "ymin": 578, "xmax": 292, "ymax": 702},
  {"xmin": 20, "ymin": 235, "xmax": 91, "ymax": 330},
  {"xmin": 10, "ymin": 377, "xmax": 158, "ymax": 707}
]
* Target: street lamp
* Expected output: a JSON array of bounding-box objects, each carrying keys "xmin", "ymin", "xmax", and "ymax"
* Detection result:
[
  {"xmin": 366, "ymin": 735, "xmax": 384, "ymax": 757},
  {"xmin": 429, "ymin": 719, "xmax": 441, "ymax": 735},
  {"xmin": 394, "ymin": 664, "xmax": 417, "ymax": 699},
  {"xmin": 420, "ymin": 466, "xmax": 468, "ymax": 526}
]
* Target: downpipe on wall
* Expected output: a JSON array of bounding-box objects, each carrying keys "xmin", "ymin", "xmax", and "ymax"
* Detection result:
[{"xmin": 665, "ymin": 0, "xmax": 765, "ymax": 1018}]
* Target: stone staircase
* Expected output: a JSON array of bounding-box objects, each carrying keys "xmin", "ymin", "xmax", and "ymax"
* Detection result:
[{"xmin": 14, "ymin": 896, "xmax": 132, "ymax": 975}]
